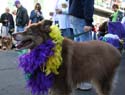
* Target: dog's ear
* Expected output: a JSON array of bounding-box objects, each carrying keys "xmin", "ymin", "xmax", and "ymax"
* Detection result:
[
  {"xmin": 43, "ymin": 20, "xmax": 53, "ymax": 27},
  {"xmin": 39, "ymin": 20, "xmax": 53, "ymax": 32}
]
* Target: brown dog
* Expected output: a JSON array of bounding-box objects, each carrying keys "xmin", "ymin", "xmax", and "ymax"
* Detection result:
[
  {"xmin": 0, "ymin": 36, "xmax": 12, "ymax": 50},
  {"xmin": 12, "ymin": 20, "xmax": 121, "ymax": 95}
]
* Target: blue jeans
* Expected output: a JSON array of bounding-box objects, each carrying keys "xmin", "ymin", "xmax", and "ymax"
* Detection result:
[
  {"xmin": 92, "ymin": 31, "xmax": 97, "ymax": 40},
  {"xmin": 61, "ymin": 28, "xmax": 74, "ymax": 40},
  {"xmin": 16, "ymin": 26, "xmax": 25, "ymax": 32},
  {"xmin": 70, "ymin": 16, "xmax": 92, "ymax": 42}
]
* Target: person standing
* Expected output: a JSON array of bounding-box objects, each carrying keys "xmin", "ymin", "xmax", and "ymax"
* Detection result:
[
  {"xmin": 69, "ymin": 0, "xmax": 94, "ymax": 42},
  {"xmin": 68, "ymin": 0, "xmax": 94, "ymax": 90},
  {"xmin": 30, "ymin": 3, "xmax": 44, "ymax": 24},
  {"xmin": 0, "ymin": 7, "xmax": 15, "ymax": 50},
  {"xmin": 54, "ymin": 0, "xmax": 74, "ymax": 39},
  {"xmin": 109, "ymin": 3, "xmax": 123, "ymax": 22},
  {"xmin": 14, "ymin": 0, "xmax": 29, "ymax": 53},
  {"xmin": 1, "ymin": 7, "xmax": 14, "ymax": 37},
  {"xmin": 14, "ymin": 0, "xmax": 29, "ymax": 32}
]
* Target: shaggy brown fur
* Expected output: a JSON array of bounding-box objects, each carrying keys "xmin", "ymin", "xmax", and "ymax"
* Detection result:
[
  {"xmin": 12, "ymin": 20, "xmax": 121, "ymax": 95},
  {"xmin": 0, "ymin": 36, "xmax": 12, "ymax": 50}
]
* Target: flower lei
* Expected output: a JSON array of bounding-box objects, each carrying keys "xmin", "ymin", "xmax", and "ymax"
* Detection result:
[{"xmin": 18, "ymin": 25, "xmax": 64, "ymax": 94}]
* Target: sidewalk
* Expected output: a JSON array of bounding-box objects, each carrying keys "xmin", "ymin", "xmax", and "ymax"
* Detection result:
[
  {"xmin": 0, "ymin": 51, "xmax": 124, "ymax": 95},
  {"xmin": 112, "ymin": 52, "xmax": 125, "ymax": 95}
]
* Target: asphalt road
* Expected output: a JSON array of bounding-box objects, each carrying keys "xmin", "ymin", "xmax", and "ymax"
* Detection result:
[{"xmin": 0, "ymin": 50, "xmax": 124, "ymax": 95}]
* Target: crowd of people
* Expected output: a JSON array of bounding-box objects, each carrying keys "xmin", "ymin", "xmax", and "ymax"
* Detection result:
[
  {"xmin": 0, "ymin": 0, "xmax": 93, "ymax": 51},
  {"xmin": 0, "ymin": 0, "xmax": 124, "ymax": 93},
  {"xmin": 0, "ymin": 0, "xmax": 44, "ymax": 50},
  {"xmin": 98, "ymin": 3, "xmax": 125, "ymax": 52},
  {"xmin": 0, "ymin": 1, "xmax": 124, "ymax": 48},
  {"xmin": 0, "ymin": 2, "xmax": 124, "ymax": 56}
]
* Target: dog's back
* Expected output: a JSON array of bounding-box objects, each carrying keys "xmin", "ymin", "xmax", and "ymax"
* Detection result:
[
  {"xmin": 52, "ymin": 38, "xmax": 121, "ymax": 95},
  {"xmin": 72, "ymin": 39, "xmax": 120, "ymax": 81}
]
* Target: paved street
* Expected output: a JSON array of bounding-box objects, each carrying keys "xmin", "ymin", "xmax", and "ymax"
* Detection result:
[{"xmin": 0, "ymin": 50, "xmax": 124, "ymax": 95}]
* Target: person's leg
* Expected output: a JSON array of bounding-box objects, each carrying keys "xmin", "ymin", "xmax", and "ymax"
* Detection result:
[
  {"xmin": 70, "ymin": 16, "xmax": 92, "ymax": 90},
  {"xmin": 1, "ymin": 26, "xmax": 8, "ymax": 37},
  {"xmin": 72, "ymin": 18, "xmax": 92, "ymax": 42},
  {"xmin": 61, "ymin": 29, "xmax": 69, "ymax": 37},
  {"xmin": 69, "ymin": 28, "xmax": 74, "ymax": 40},
  {"xmin": 61, "ymin": 28, "xmax": 74, "ymax": 40},
  {"xmin": 70, "ymin": 16, "xmax": 92, "ymax": 42},
  {"xmin": 94, "ymin": 32, "xmax": 97, "ymax": 40},
  {"xmin": 1, "ymin": 26, "xmax": 10, "ymax": 50},
  {"xmin": 70, "ymin": 16, "xmax": 80, "ymax": 42}
]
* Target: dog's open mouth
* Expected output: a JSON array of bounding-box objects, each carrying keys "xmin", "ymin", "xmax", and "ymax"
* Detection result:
[{"xmin": 16, "ymin": 39, "xmax": 33, "ymax": 49}]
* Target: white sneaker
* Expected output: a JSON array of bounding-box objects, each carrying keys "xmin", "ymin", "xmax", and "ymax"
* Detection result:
[{"xmin": 77, "ymin": 82, "xmax": 92, "ymax": 90}]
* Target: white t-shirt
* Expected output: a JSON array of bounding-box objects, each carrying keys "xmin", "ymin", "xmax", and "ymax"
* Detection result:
[{"xmin": 53, "ymin": 0, "xmax": 72, "ymax": 29}]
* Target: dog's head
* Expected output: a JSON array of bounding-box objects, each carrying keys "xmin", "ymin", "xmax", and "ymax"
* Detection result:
[
  {"xmin": 1, "ymin": 37, "xmax": 12, "ymax": 49},
  {"xmin": 12, "ymin": 20, "xmax": 52, "ymax": 49}
]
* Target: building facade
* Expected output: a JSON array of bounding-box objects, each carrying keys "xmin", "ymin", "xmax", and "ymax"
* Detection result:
[{"xmin": 94, "ymin": 0, "xmax": 124, "ymax": 24}]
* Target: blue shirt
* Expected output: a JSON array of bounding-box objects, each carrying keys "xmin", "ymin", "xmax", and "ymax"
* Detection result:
[{"xmin": 30, "ymin": 10, "xmax": 43, "ymax": 23}]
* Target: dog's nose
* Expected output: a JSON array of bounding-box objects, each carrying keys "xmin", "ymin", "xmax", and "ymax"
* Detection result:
[{"xmin": 12, "ymin": 33, "xmax": 23, "ymax": 41}]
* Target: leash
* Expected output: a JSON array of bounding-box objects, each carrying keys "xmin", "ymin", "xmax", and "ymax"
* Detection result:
[{"xmin": 68, "ymin": 31, "xmax": 89, "ymax": 39}]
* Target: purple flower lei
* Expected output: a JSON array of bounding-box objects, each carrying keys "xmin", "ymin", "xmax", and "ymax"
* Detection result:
[{"xmin": 18, "ymin": 39, "xmax": 55, "ymax": 94}]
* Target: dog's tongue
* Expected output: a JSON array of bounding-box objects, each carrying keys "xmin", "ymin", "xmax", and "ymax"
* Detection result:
[
  {"xmin": 16, "ymin": 42, "xmax": 23, "ymax": 49},
  {"xmin": 16, "ymin": 40, "xmax": 32, "ymax": 49}
]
